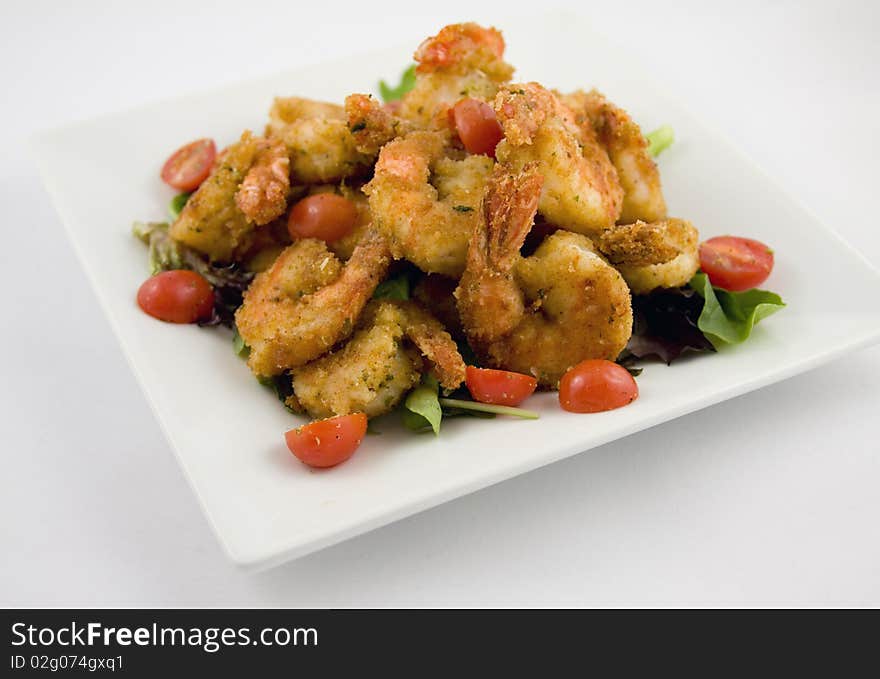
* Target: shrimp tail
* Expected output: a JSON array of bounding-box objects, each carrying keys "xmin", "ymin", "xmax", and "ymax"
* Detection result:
[
  {"xmin": 398, "ymin": 301, "xmax": 466, "ymax": 390},
  {"xmin": 483, "ymin": 163, "xmax": 544, "ymax": 272},
  {"xmin": 414, "ymin": 23, "xmax": 506, "ymax": 74},
  {"xmin": 308, "ymin": 227, "xmax": 391, "ymax": 312},
  {"xmin": 456, "ymin": 165, "xmax": 543, "ymax": 344},
  {"xmin": 235, "ymin": 137, "xmax": 290, "ymax": 225}
]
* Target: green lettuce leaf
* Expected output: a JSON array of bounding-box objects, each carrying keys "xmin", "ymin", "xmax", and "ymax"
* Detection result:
[
  {"xmin": 689, "ymin": 272, "xmax": 785, "ymax": 346},
  {"xmin": 403, "ymin": 374, "xmax": 443, "ymax": 434},
  {"xmin": 379, "ymin": 65, "xmax": 417, "ymax": 103},
  {"xmin": 441, "ymin": 406, "xmax": 496, "ymax": 420},
  {"xmin": 232, "ymin": 326, "xmax": 249, "ymax": 358},
  {"xmin": 168, "ymin": 192, "xmax": 191, "ymax": 220},
  {"xmin": 402, "ymin": 373, "xmax": 540, "ymax": 434},
  {"xmin": 645, "ymin": 125, "xmax": 675, "ymax": 157},
  {"xmin": 373, "ymin": 274, "xmax": 410, "ymax": 301},
  {"xmin": 437, "ymin": 398, "xmax": 539, "ymax": 420}
]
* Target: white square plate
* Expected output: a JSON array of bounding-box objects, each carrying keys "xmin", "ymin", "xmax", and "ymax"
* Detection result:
[{"xmin": 32, "ymin": 14, "xmax": 880, "ymax": 569}]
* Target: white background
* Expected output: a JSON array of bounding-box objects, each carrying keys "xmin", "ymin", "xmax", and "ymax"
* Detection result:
[{"xmin": 2, "ymin": 0, "xmax": 878, "ymax": 606}]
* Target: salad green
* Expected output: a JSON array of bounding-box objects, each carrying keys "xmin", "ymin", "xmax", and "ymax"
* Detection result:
[
  {"xmin": 689, "ymin": 272, "xmax": 785, "ymax": 347},
  {"xmin": 646, "ymin": 125, "xmax": 675, "ymax": 157},
  {"xmin": 379, "ymin": 65, "xmax": 417, "ymax": 103},
  {"xmin": 402, "ymin": 375, "xmax": 444, "ymax": 434},
  {"xmin": 168, "ymin": 192, "xmax": 191, "ymax": 220},
  {"xmin": 372, "ymin": 273, "xmax": 411, "ymax": 301},
  {"xmin": 402, "ymin": 374, "xmax": 539, "ymax": 435}
]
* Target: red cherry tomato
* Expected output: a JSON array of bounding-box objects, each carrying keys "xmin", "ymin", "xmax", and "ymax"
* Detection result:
[
  {"xmin": 160, "ymin": 138, "xmax": 216, "ymax": 192},
  {"xmin": 699, "ymin": 236, "xmax": 774, "ymax": 291},
  {"xmin": 137, "ymin": 270, "xmax": 215, "ymax": 324},
  {"xmin": 559, "ymin": 359, "xmax": 639, "ymax": 414},
  {"xmin": 465, "ymin": 366, "xmax": 537, "ymax": 406},
  {"xmin": 285, "ymin": 414, "xmax": 368, "ymax": 468},
  {"xmin": 450, "ymin": 98, "xmax": 503, "ymax": 157},
  {"xmin": 287, "ymin": 194, "xmax": 359, "ymax": 242}
]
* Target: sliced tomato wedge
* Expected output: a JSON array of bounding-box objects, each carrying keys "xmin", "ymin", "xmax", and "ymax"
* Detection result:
[
  {"xmin": 160, "ymin": 138, "xmax": 216, "ymax": 192},
  {"xmin": 699, "ymin": 236, "xmax": 774, "ymax": 291},
  {"xmin": 559, "ymin": 360, "xmax": 638, "ymax": 414},
  {"xmin": 450, "ymin": 98, "xmax": 503, "ymax": 157},
  {"xmin": 285, "ymin": 413, "xmax": 368, "ymax": 468},
  {"xmin": 287, "ymin": 194, "xmax": 359, "ymax": 242},
  {"xmin": 465, "ymin": 366, "xmax": 537, "ymax": 406},
  {"xmin": 136, "ymin": 270, "xmax": 214, "ymax": 324}
]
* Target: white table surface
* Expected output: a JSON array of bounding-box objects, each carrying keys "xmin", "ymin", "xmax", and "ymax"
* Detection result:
[{"xmin": 2, "ymin": 0, "xmax": 878, "ymax": 607}]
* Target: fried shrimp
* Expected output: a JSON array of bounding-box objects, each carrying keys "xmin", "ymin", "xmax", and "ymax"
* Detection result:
[
  {"xmin": 598, "ymin": 218, "xmax": 699, "ymax": 294},
  {"xmin": 365, "ymin": 130, "xmax": 493, "ymax": 277},
  {"xmin": 398, "ymin": 23, "xmax": 514, "ymax": 128},
  {"xmin": 345, "ymin": 93, "xmax": 415, "ymax": 155},
  {"xmin": 235, "ymin": 137, "xmax": 290, "ymax": 225},
  {"xmin": 456, "ymin": 165, "xmax": 633, "ymax": 386},
  {"xmin": 291, "ymin": 300, "xmax": 466, "ymax": 419},
  {"xmin": 234, "ymin": 229, "xmax": 391, "ymax": 377},
  {"xmin": 563, "ymin": 89, "xmax": 666, "ymax": 224},
  {"xmin": 266, "ymin": 97, "xmax": 372, "ymax": 183},
  {"xmin": 170, "ymin": 130, "xmax": 263, "ymax": 261},
  {"xmin": 493, "ymin": 83, "xmax": 622, "ymax": 236}
]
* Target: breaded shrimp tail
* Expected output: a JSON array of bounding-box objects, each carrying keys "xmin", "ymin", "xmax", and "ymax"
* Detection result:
[
  {"xmin": 395, "ymin": 300, "xmax": 466, "ymax": 390},
  {"xmin": 482, "ymin": 164, "xmax": 545, "ymax": 273},
  {"xmin": 414, "ymin": 23, "xmax": 507, "ymax": 75},
  {"xmin": 235, "ymin": 137, "xmax": 290, "ymax": 226},
  {"xmin": 457, "ymin": 164, "xmax": 543, "ymax": 344}
]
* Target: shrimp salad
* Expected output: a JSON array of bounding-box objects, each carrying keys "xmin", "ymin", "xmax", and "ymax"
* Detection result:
[{"xmin": 133, "ymin": 23, "xmax": 785, "ymax": 468}]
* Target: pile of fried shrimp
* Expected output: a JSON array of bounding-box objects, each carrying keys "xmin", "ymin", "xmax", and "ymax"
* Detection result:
[{"xmin": 167, "ymin": 22, "xmax": 700, "ymax": 422}]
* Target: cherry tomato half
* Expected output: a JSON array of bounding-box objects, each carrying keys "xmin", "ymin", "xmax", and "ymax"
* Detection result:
[
  {"xmin": 699, "ymin": 236, "xmax": 774, "ymax": 291},
  {"xmin": 160, "ymin": 138, "xmax": 216, "ymax": 192},
  {"xmin": 287, "ymin": 194, "xmax": 359, "ymax": 242},
  {"xmin": 137, "ymin": 270, "xmax": 215, "ymax": 324},
  {"xmin": 285, "ymin": 413, "xmax": 368, "ymax": 468},
  {"xmin": 465, "ymin": 366, "xmax": 537, "ymax": 406},
  {"xmin": 450, "ymin": 98, "xmax": 503, "ymax": 157},
  {"xmin": 559, "ymin": 359, "xmax": 639, "ymax": 414}
]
